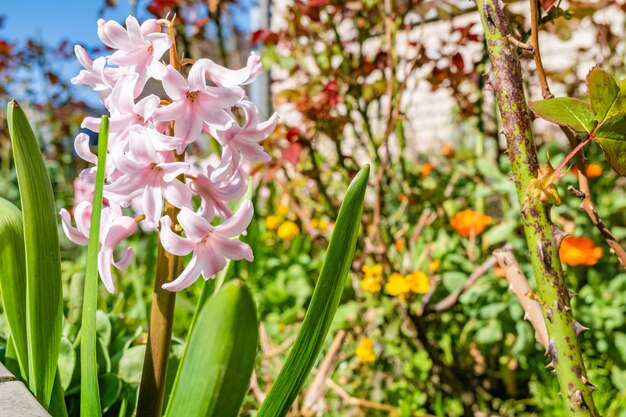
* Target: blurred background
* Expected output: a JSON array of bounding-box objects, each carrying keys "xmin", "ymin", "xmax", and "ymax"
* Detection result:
[{"xmin": 2, "ymin": 1, "xmax": 626, "ymax": 416}]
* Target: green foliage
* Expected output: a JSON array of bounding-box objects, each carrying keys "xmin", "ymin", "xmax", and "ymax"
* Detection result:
[
  {"xmin": 165, "ymin": 280, "xmax": 258, "ymax": 417},
  {"xmin": 0, "ymin": 197, "xmax": 28, "ymax": 376},
  {"xmin": 528, "ymin": 97, "xmax": 597, "ymax": 133},
  {"xmin": 80, "ymin": 115, "xmax": 109, "ymax": 417},
  {"xmin": 6, "ymin": 101, "xmax": 64, "ymax": 411},
  {"xmin": 256, "ymin": 165, "xmax": 369, "ymax": 417}
]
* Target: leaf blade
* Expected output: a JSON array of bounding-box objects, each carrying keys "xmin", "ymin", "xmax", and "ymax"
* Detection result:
[
  {"xmin": 594, "ymin": 113, "xmax": 626, "ymax": 176},
  {"xmin": 165, "ymin": 280, "xmax": 259, "ymax": 417},
  {"xmin": 7, "ymin": 100, "xmax": 63, "ymax": 409},
  {"xmin": 587, "ymin": 67, "xmax": 620, "ymax": 123},
  {"xmin": 256, "ymin": 165, "xmax": 369, "ymax": 417},
  {"xmin": 80, "ymin": 116, "xmax": 109, "ymax": 417},
  {"xmin": 529, "ymin": 97, "xmax": 597, "ymax": 133},
  {"xmin": 0, "ymin": 197, "xmax": 28, "ymax": 379}
]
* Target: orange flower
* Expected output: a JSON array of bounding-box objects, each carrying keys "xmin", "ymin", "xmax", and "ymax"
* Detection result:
[
  {"xmin": 420, "ymin": 162, "xmax": 433, "ymax": 177},
  {"xmin": 559, "ymin": 236, "xmax": 602, "ymax": 266},
  {"xmin": 450, "ymin": 210, "xmax": 492, "ymax": 237},
  {"xmin": 395, "ymin": 239, "xmax": 405, "ymax": 252},
  {"xmin": 442, "ymin": 143, "xmax": 454, "ymax": 157},
  {"xmin": 585, "ymin": 163, "xmax": 603, "ymax": 178}
]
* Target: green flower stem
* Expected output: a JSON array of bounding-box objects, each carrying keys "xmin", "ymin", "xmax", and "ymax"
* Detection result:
[{"xmin": 476, "ymin": 1, "xmax": 599, "ymax": 415}]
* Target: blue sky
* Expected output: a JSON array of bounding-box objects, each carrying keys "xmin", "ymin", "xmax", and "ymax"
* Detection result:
[{"xmin": 1, "ymin": 0, "xmax": 130, "ymax": 45}]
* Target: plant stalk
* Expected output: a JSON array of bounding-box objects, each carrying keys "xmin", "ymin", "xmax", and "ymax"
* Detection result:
[
  {"xmin": 136, "ymin": 200, "xmax": 181, "ymax": 417},
  {"xmin": 476, "ymin": 0, "xmax": 599, "ymax": 415}
]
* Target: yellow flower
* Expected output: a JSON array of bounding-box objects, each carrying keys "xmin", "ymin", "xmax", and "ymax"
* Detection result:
[
  {"xmin": 361, "ymin": 276, "xmax": 382, "ymax": 293},
  {"xmin": 450, "ymin": 209, "xmax": 492, "ymax": 237},
  {"xmin": 362, "ymin": 264, "xmax": 383, "ymax": 278},
  {"xmin": 429, "ymin": 259, "xmax": 441, "ymax": 273},
  {"xmin": 277, "ymin": 205, "xmax": 289, "ymax": 216},
  {"xmin": 311, "ymin": 218, "xmax": 329, "ymax": 232},
  {"xmin": 559, "ymin": 236, "xmax": 602, "ymax": 266},
  {"xmin": 585, "ymin": 163, "xmax": 603, "ymax": 179},
  {"xmin": 265, "ymin": 215, "xmax": 281, "ymax": 231},
  {"xmin": 385, "ymin": 272, "xmax": 410, "ymax": 297},
  {"xmin": 405, "ymin": 271, "xmax": 430, "ymax": 294},
  {"xmin": 355, "ymin": 337, "xmax": 376, "ymax": 363},
  {"xmin": 277, "ymin": 221, "xmax": 299, "ymax": 240}
]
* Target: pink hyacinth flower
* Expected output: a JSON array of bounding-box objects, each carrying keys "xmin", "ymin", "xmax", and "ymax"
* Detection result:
[
  {"xmin": 97, "ymin": 16, "xmax": 171, "ymax": 89},
  {"xmin": 71, "ymin": 45, "xmax": 123, "ymax": 105},
  {"xmin": 209, "ymin": 100, "xmax": 278, "ymax": 167},
  {"xmin": 60, "ymin": 202, "xmax": 137, "ymax": 293},
  {"xmin": 158, "ymin": 201, "xmax": 254, "ymax": 291},
  {"xmin": 153, "ymin": 62, "xmax": 244, "ymax": 145},
  {"xmin": 189, "ymin": 162, "xmax": 248, "ymax": 220},
  {"xmin": 105, "ymin": 137, "xmax": 191, "ymax": 228}
]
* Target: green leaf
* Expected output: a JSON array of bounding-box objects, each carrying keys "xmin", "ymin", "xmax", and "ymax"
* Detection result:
[
  {"xmin": 0, "ymin": 197, "xmax": 28, "ymax": 379},
  {"xmin": 98, "ymin": 373, "xmax": 122, "ymax": 413},
  {"xmin": 529, "ymin": 97, "xmax": 597, "ymax": 133},
  {"xmin": 165, "ymin": 280, "xmax": 259, "ymax": 417},
  {"xmin": 80, "ymin": 115, "xmax": 109, "ymax": 417},
  {"xmin": 587, "ymin": 67, "xmax": 620, "ymax": 122},
  {"xmin": 118, "ymin": 345, "xmax": 146, "ymax": 384},
  {"xmin": 7, "ymin": 101, "xmax": 63, "ymax": 410},
  {"xmin": 256, "ymin": 165, "xmax": 369, "ymax": 417},
  {"xmin": 58, "ymin": 337, "xmax": 76, "ymax": 391},
  {"xmin": 594, "ymin": 113, "xmax": 626, "ymax": 176}
]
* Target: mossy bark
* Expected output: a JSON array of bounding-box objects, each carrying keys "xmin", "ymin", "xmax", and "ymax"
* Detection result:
[{"xmin": 476, "ymin": 0, "xmax": 599, "ymax": 415}]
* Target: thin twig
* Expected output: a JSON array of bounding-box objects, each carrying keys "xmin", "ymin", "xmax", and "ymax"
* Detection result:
[
  {"xmin": 429, "ymin": 248, "xmax": 504, "ymax": 313},
  {"xmin": 494, "ymin": 247, "xmax": 549, "ymax": 349},
  {"xmin": 529, "ymin": 0, "xmax": 552, "ymax": 98},
  {"xmin": 301, "ymin": 331, "xmax": 346, "ymax": 416}
]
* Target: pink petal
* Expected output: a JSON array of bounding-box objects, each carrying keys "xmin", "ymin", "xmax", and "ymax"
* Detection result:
[
  {"xmin": 143, "ymin": 185, "xmax": 163, "ymax": 228},
  {"xmin": 215, "ymin": 200, "xmax": 253, "ymax": 238},
  {"xmin": 135, "ymin": 94, "xmax": 160, "ymax": 120},
  {"xmin": 162, "ymin": 253, "xmax": 204, "ymax": 291},
  {"xmin": 74, "ymin": 45, "xmax": 93, "ymax": 70},
  {"xmin": 212, "ymin": 237, "xmax": 253, "ymax": 261},
  {"xmin": 199, "ymin": 247, "xmax": 227, "ymax": 279},
  {"xmin": 113, "ymin": 247, "xmax": 135, "ymax": 270},
  {"xmin": 162, "ymin": 179, "xmax": 192, "ymax": 208},
  {"xmin": 159, "ymin": 162, "xmax": 189, "ymax": 182},
  {"xmin": 177, "ymin": 207, "xmax": 213, "ymax": 241},
  {"xmin": 159, "ymin": 215, "xmax": 194, "ymax": 256},
  {"xmin": 74, "ymin": 201, "xmax": 93, "ymax": 237},
  {"xmin": 103, "ymin": 20, "xmax": 133, "ymax": 49},
  {"xmin": 60, "ymin": 208, "xmax": 88, "ymax": 245},
  {"xmin": 125, "ymin": 16, "xmax": 144, "ymax": 45},
  {"xmin": 102, "ymin": 215, "xmax": 137, "ymax": 250},
  {"xmin": 200, "ymin": 52, "xmax": 262, "ymax": 87},
  {"xmin": 98, "ymin": 249, "xmax": 117, "ymax": 293},
  {"xmin": 187, "ymin": 61, "xmax": 207, "ymax": 92},
  {"xmin": 145, "ymin": 128, "xmax": 182, "ymax": 152},
  {"xmin": 74, "ymin": 133, "xmax": 98, "ymax": 164},
  {"xmin": 161, "ymin": 65, "xmax": 188, "ymax": 101}
]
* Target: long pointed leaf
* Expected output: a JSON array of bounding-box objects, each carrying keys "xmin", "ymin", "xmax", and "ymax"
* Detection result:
[
  {"xmin": 0, "ymin": 197, "xmax": 28, "ymax": 378},
  {"xmin": 81, "ymin": 115, "xmax": 109, "ymax": 417},
  {"xmin": 256, "ymin": 165, "xmax": 369, "ymax": 417},
  {"xmin": 7, "ymin": 100, "xmax": 63, "ymax": 409},
  {"xmin": 165, "ymin": 280, "xmax": 259, "ymax": 417}
]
